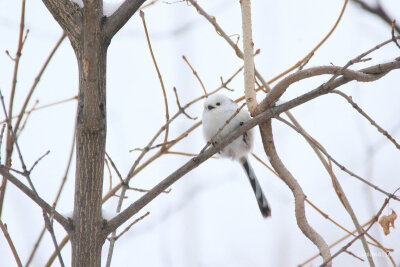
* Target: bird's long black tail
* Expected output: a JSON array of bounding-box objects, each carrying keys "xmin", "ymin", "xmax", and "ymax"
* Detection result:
[{"xmin": 241, "ymin": 158, "xmax": 271, "ymax": 218}]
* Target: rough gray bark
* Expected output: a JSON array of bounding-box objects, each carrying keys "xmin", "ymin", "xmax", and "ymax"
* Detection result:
[
  {"xmin": 70, "ymin": 1, "xmax": 107, "ymax": 266},
  {"xmin": 38, "ymin": 0, "xmax": 147, "ymax": 265}
]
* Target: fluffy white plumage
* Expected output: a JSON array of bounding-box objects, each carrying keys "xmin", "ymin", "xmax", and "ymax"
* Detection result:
[
  {"xmin": 202, "ymin": 94, "xmax": 253, "ymax": 161},
  {"xmin": 202, "ymin": 94, "xmax": 271, "ymax": 218}
]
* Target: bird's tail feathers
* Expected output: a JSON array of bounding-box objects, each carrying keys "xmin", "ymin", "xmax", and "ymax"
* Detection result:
[{"xmin": 241, "ymin": 158, "xmax": 271, "ymax": 218}]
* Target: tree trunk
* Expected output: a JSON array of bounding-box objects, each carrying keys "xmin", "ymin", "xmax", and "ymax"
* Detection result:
[{"xmin": 70, "ymin": 2, "xmax": 107, "ymax": 266}]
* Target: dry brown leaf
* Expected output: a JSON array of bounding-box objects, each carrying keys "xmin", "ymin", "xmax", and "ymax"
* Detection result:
[{"xmin": 379, "ymin": 209, "xmax": 397, "ymax": 235}]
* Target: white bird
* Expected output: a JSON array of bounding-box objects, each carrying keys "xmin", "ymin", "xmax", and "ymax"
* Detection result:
[{"xmin": 202, "ymin": 94, "xmax": 271, "ymax": 218}]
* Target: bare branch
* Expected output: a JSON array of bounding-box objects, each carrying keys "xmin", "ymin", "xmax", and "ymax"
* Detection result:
[
  {"xmin": 320, "ymin": 189, "xmax": 399, "ymax": 266},
  {"xmin": 42, "ymin": 209, "xmax": 65, "ymax": 267},
  {"xmin": 0, "ymin": 220, "xmax": 22, "ymax": 267},
  {"xmin": 0, "ymin": 167, "xmax": 70, "ymax": 230},
  {"xmin": 104, "ymin": 0, "xmax": 147, "ymax": 40},
  {"xmin": 187, "ymin": 0, "xmax": 271, "ymax": 92},
  {"xmin": 258, "ymin": 120, "xmax": 332, "ymax": 265},
  {"xmin": 240, "ymin": 0, "xmax": 257, "ymax": 113},
  {"xmin": 276, "ymin": 115, "xmax": 376, "ymax": 264},
  {"xmin": 105, "ymin": 152, "xmax": 124, "ymax": 184},
  {"xmin": 41, "ymin": 0, "xmax": 81, "ymax": 45},
  {"xmin": 299, "ymin": 217, "xmax": 391, "ymax": 266},
  {"xmin": 344, "ymin": 249, "xmax": 365, "ymax": 262},
  {"xmin": 254, "ymin": 154, "xmax": 390, "ymax": 258},
  {"xmin": 332, "ymin": 90, "xmax": 400, "ymax": 150},
  {"xmin": 0, "ymin": 124, "xmax": 5, "ymax": 164},
  {"xmin": 182, "ymin": 55, "xmax": 207, "ymax": 95},
  {"xmin": 1, "ymin": 0, "xmax": 28, "ymax": 216},
  {"xmin": 128, "ymin": 187, "xmax": 171, "ymax": 194},
  {"xmin": 1, "ymin": 96, "xmax": 78, "ymax": 125},
  {"xmin": 29, "ymin": 150, "xmax": 50, "ymax": 173},
  {"xmin": 351, "ymin": 0, "xmax": 400, "ymax": 33},
  {"xmin": 140, "ymin": 10, "xmax": 170, "ymax": 151},
  {"xmin": 172, "ymin": 87, "xmax": 197, "ymax": 120},
  {"xmin": 45, "ymin": 235, "xmax": 70, "ymax": 267},
  {"xmin": 277, "ymin": 117, "xmax": 400, "ymax": 201},
  {"xmin": 26, "ymin": 127, "xmax": 75, "ymax": 267},
  {"xmin": 270, "ymin": 0, "xmax": 349, "ymax": 83},
  {"xmin": 16, "ymin": 100, "xmax": 39, "ymax": 137},
  {"xmin": 112, "ymin": 211, "xmax": 150, "ymax": 241},
  {"xmin": 392, "ymin": 20, "xmax": 400, "ymax": 49},
  {"xmin": 14, "ymin": 32, "xmax": 67, "ymax": 135},
  {"xmin": 255, "ymin": 36, "xmax": 399, "ymax": 115}
]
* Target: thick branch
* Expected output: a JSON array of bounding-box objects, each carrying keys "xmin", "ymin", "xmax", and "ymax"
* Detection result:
[
  {"xmin": 104, "ymin": 0, "xmax": 147, "ymax": 40},
  {"xmin": 259, "ymin": 120, "xmax": 332, "ymax": 265},
  {"xmin": 240, "ymin": 0, "xmax": 258, "ymax": 113},
  {"xmin": 255, "ymin": 36, "xmax": 399, "ymax": 114},
  {"xmin": 41, "ymin": 0, "xmax": 82, "ymax": 46},
  {"xmin": 0, "ymin": 167, "xmax": 70, "ymax": 230}
]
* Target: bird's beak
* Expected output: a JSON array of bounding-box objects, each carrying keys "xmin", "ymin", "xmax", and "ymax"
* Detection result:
[{"xmin": 207, "ymin": 105, "xmax": 215, "ymax": 110}]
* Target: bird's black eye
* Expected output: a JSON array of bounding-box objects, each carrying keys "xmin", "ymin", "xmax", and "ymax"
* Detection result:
[{"xmin": 216, "ymin": 102, "xmax": 221, "ymax": 106}]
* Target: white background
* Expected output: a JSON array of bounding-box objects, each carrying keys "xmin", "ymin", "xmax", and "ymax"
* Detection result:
[{"xmin": 0, "ymin": 0, "xmax": 400, "ymax": 266}]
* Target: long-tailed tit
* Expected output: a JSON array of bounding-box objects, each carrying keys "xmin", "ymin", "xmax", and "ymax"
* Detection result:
[{"xmin": 202, "ymin": 94, "xmax": 271, "ymax": 218}]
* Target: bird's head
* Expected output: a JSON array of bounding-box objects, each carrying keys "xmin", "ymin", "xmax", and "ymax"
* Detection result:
[{"xmin": 203, "ymin": 94, "xmax": 235, "ymax": 113}]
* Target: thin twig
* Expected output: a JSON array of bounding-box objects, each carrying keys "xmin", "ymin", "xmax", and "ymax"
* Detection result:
[
  {"xmin": 320, "ymin": 188, "xmax": 400, "ymax": 266},
  {"xmin": 271, "ymin": 0, "xmax": 349, "ymax": 83},
  {"xmin": 25, "ymin": 229, "xmax": 45, "ymax": 267},
  {"xmin": 166, "ymin": 151, "xmax": 212, "ymax": 158},
  {"xmin": 13, "ymin": 32, "xmax": 67, "ymax": 139},
  {"xmin": 113, "ymin": 211, "xmax": 150, "ymax": 241},
  {"xmin": 105, "ymin": 152, "xmax": 124, "ymax": 184},
  {"xmin": 0, "ymin": 91, "xmax": 66, "ymax": 266},
  {"xmin": 345, "ymin": 249, "xmax": 365, "ymax": 262},
  {"xmin": 29, "ymin": 150, "xmax": 50, "ymax": 173},
  {"xmin": 0, "ymin": 0, "xmax": 27, "ymax": 217},
  {"xmin": 42, "ymin": 209, "xmax": 65, "ymax": 267},
  {"xmin": 277, "ymin": 117, "xmax": 400, "ymax": 201},
  {"xmin": 0, "ymin": 95, "xmax": 77, "ymax": 125},
  {"xmin": 391, "ymin": 20, "xmax": 400, "ymax": 49},
  {"xmin": 140, "ymin": 11, "xmax": 170, "ymax": 151},
  {"xmin": 105, "ymin": 158, "xmax": 113, "ymax": 192},
  {"xmin": 299, "ymin": 218, "xmax": 372, "ymax": 266},
  {"xmin": 351, "ymin": 0, "xmax": 400, "ymax": 33},
  {"xmin": 182, "ymin": 55, "xmax": 207, "ymax": 95},
  {"xmin": 186, "ymin": 0, "xmax": 272, "ymax": 93},
  {"xmin": 172, "ymin": 87, "xmax": 197, "ymax": 120},
  {"xmin": 0, "ymin": 124, "xmax": 6, "ymax": 165},
  {"xmin": 16, "ymin": 99, "xmax": 39, "ymax": 137},
  {"xmin": 305, "ymin": 198, "xmax": 392, "ymax": 255},
  {"xmin": 0, "ymin": 90, "xmax": 28, "ymax": 173},
  {"xmin": 128, "ymin": 187, "xmax": 171, "ymax": 194},
  {"xmin": 252, "ymin": 153, "xmax": 386, "ymax": 255},
  {"xmin": 251, "ymin": 152, "xmax": 277, "ymax": 175},
  {"xmin": 0, "ymin": 220, "xmax": 22, "ymax": 267},
  {"xmin": 44, "ymin": 235, "xmax": 70, "ymax": 267},
  {"xmin": 332, "ymin": 90, "xmax": 400, "ymax": 150},
  {"xmin": 279, "ymin": 114, "xmax": 396, "ymax": 265},
  {"xmin": 140, "ymin": 0, "xmax": 159, "ymax": 9}
]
